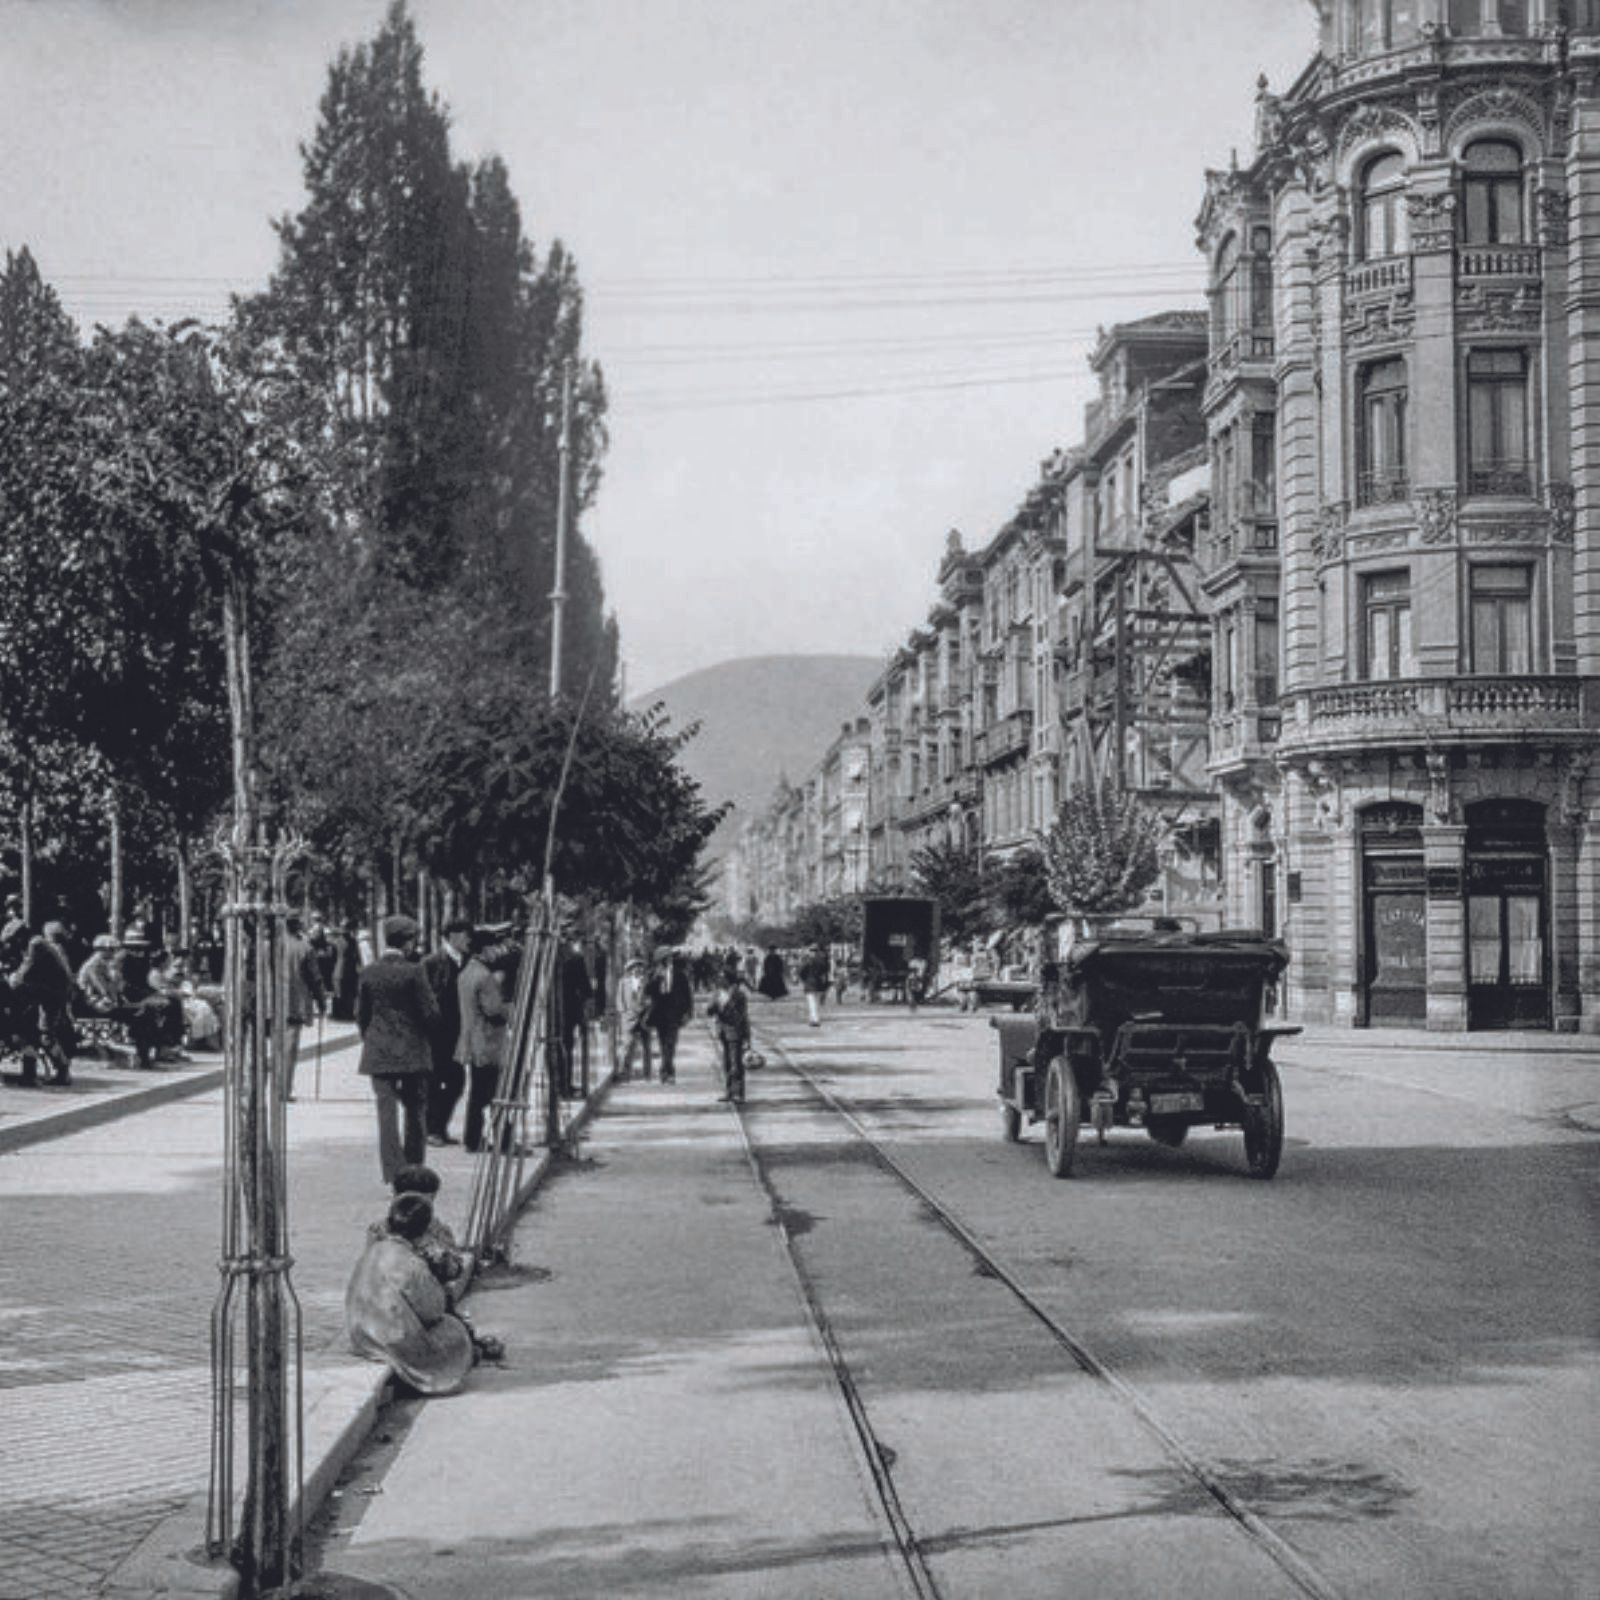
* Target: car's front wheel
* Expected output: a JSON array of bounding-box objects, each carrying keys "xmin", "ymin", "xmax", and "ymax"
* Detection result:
[{"xmin": 1043, "ymin": 1056, "xmax": 1080, "ymax": 1178}]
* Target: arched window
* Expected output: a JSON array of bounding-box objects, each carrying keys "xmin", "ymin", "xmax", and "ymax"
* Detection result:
[
  {"xmin": 1360, "ymin": 152, "xmax": 1408, "ymax": 260},
  {"xmin": 1461, "ymin": 140, "xmax": 1525, "ymax": 245}
]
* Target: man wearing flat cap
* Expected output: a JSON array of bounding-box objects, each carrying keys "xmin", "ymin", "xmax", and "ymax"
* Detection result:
[{"xmin": 357, "ymin": 914, "xmax": 439, "ymax": 1183}]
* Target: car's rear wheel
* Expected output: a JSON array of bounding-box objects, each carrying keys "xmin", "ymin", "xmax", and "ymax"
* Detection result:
[
  {"xmin": 1146, "ymin": 1117, "xmax": 1189, "ymax": 1148},
  {"xmin": 1243, "ymin": 1059, "xmax": 1284, "ymax": 1179},
  {"xmin": 1043, "ymin": 1056, "xmax": 1079, "ymax": 1178}
]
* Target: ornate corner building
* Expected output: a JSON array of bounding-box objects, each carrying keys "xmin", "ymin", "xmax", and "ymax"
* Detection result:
[{"xmin": 1200, "ymin": 0, "xmax": 1600, "ymax": 1030}]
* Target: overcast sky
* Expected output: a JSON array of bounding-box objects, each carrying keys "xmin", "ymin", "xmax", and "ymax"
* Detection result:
[{"xmin": 0, "ymin": 0, "xmax": 1314, "ymax": 696}]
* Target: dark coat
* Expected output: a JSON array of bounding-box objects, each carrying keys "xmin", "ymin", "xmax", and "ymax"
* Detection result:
[
  {"xmin": 650, "ymin": 963, "xmax": 694, "ymax": 1032},
  {"xmin": 357, "ymin": 952, "xmax": 439, "ymax": 1077},
  {"xmin": 421, "ymin": 948, "xmax": 465, "ymax": 1066},
  {"xmin": 12, "ymin": 935, "xmax": 74, "ymax": 1005},
  {"xmin": 706, "ymin": 981, "xmax": 750, "ymax": 1044},
  {"xmin": 757, "ymin": 951, "xmax": 788, "ymax": 1000}
]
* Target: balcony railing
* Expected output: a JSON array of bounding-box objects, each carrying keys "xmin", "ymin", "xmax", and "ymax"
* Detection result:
[
  {"xmin": 1282, "ymin": 675, "xmax": 1585, "ymax": 749},
  {"xmin": 1209, "ymin": 327, "xmax": 1275, "ymax": 376},
  {"xmin": 974, "ymin": 709, "xmax": 1034, "ymax": 767},
  {"xmin": 1457, "ymin": 243, "xmax": 1541, "ymax": 280},
  {"xmin": 1357, "ymin": 467, "xmax": 1410, "ymax": 507},
  {"xmin": 1466, "ymin": 458, "xmax": 1536, "ymax": 498},
  {"xmin": 1346, "ymin": 256, "xmax": 1413, "ymax": 298}
]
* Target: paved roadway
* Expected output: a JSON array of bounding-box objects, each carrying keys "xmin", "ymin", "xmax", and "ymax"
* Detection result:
[
  {"xmin": 741, "ymin": 1006, "xmax": 1599, "ymax": 1598},
  {"xmin": 308, "ymin": 999, "xmax": 1598, "ymax": 1600}
]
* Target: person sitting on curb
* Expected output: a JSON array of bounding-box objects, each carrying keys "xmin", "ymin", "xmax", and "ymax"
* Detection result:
[
  {"xmin": 369, "ymin": 1163, "xmax": 471, "ymax": 1299},
  {"xmin": 346, "ymin": 1192, "xmax": 500, "ymax": 1396}
]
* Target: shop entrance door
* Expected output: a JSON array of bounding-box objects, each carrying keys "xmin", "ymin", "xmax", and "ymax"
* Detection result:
[
  {"xmin": 1364, "ymin": 871, "xmax": 1427, "ymax": 1024},
  {"xmin": 1467, "ymin": 861, "xmax": 1548, "ymax": 1029},
  {"xmin": 1465, "ymin": 799, "xmax": 1549, "ymax": 1031},
  {"xmin": 1360, "ymin": 803, "xmax": 1426, "ymax": 1027}
]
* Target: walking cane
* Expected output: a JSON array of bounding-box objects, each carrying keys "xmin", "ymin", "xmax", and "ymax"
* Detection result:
[{"xmin": 313, "ymin": 1010, "xmax": 325, "ymax": 1101}]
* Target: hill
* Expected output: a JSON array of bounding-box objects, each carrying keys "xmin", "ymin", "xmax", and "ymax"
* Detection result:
[{"xmin": 630, "ymin": 653, "xmax": 881, "ymax": 859}]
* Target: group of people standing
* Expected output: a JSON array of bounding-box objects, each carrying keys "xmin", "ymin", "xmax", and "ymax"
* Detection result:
[{"xmin": 355, "ymin": 914, "xmax": 517, "ymax": 1183}]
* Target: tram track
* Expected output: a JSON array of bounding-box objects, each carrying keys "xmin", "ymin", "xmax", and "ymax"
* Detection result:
[{"xmin": 726, "ymin": 1021, "xmax": 1348, "ymax": 1600}]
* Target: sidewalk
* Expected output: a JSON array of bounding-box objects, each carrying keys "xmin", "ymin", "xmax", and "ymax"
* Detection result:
[
  {"xmin": 0, "ymin": 1026, "xmax": 597, "ymax": 1600},
  {"xmin": 308, "ymin": 1028, "xmax": 914, "ymax": 1600}
]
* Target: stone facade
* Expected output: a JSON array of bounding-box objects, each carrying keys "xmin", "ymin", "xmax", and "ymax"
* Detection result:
[
  {"xmin": 1199, "ymin": 0, "xmax": 1600, "ymax": 1029},
  {"xmin": 727, "ymin": 1, "xmax": 1600, "ymax": 1030}
]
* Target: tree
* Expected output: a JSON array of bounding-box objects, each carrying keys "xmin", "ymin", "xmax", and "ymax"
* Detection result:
[
  {"xmin": 910, "ymin": 840, "xmax": 989, "ymax": 945},
  {"xmin": 988, "ymin": 844, "xmax": 1057, "ymax": 929},
  {"xmin": 416, "ymin": 696, "xmax": 726, "ymax": 921},
  {"xmin": 1041, "ymin": 778, "xmax": 1164, "ymax": 917},
  {"xmin": 0, "ymin": 248, "xmax": 99, "ymax": 921}
]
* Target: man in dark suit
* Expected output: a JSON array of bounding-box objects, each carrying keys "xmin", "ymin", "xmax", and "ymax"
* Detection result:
[
  {"xmin": 357, "ymin": 915, "xmax": 438, "ymax": 1184},
  {"xmin": 422, "ymin": 916, "xmax": 471, "ymax": 1144}
]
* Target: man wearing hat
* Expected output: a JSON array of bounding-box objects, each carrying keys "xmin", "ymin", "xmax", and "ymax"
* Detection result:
[
  {"xmin": 357, "ymin": 915, "xmax": 439, "ymax": 1184},
  {"xmin": 617, "ymin": 955, "xmax": 654, "ymax": 1081}
]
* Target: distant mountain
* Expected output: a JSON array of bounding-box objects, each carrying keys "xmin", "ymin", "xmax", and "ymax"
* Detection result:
[{"xmin": 631, "ymin": 654, "xmax": 881, "ymax": 858}]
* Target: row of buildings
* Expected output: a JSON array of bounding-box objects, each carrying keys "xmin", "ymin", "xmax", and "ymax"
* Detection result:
[{"xmin": 726, "ymin": 0, "xmax": 1600, "ymax": 1032}]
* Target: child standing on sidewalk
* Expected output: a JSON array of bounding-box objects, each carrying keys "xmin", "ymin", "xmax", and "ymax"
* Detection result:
[{"xmin": 706, "ymin": 960, "xmax": 750, "ymax": 1105}]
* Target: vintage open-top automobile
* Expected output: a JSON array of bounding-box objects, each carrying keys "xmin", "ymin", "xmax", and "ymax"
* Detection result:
[{"xmin": 990, "ymin": 928, "xmax": 1297, "ymax": 1179}]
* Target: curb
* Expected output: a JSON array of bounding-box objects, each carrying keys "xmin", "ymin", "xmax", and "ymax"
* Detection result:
[
  {"xmin": 0, "ymin": 1064, "xmax": 226, "ymax": 1156},
  {"xmin": 0, "ymin": 1029, "xmax": 363, "ymax": 1156},
  {"xmin": 97, "ymin": 1065, "xmax": 617, "ymax": 1600}
]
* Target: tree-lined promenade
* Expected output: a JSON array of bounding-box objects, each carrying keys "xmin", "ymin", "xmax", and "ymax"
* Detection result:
[{"xmin": 0, "ymin": 2, "xmax": 719, "ymax": 950}]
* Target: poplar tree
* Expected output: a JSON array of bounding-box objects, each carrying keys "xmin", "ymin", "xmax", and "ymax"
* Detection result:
[{"xmin": 0, "ymin": 248, "xmax": 98, "ymax": 920}]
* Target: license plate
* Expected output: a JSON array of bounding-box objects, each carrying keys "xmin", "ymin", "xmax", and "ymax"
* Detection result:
[{"xmin": 1149, "ymin": 1092, "xmax": 1204, "ymax": 1115}]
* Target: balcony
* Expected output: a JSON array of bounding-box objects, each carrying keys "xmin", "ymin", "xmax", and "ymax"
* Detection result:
[
  {"xmin": 1209, "ymin": 327, "xmax": 1275, "ymax": 379},
  {"xmin": 974, "ymin": 709, "xmax": 1034, "ymax": 768},
  {"xmin": 1356, "ymin": 467, "xmax": 1409, "ymax": 508},
  {"xmin": 1457, "ymin": 243, "xmax": 1541, "ymax": 281},
  {"xmin": 1280, "ymin": 676, "xmax": 1588, "ymax": 754},
  {"xmin": 1209, "ymin": 708, "xmax": 1282, "ymax": 770},
  {"xmin": 1346, "ymin": 256, "xmax": 1413, "ymax": 299},
  {"xmin": 1466, "ymin": 457, "xmax": 1536, "ymax": 499}
]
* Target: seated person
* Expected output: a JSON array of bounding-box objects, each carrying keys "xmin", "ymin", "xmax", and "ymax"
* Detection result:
[
  {"xmin": 345, "ymin": 1193, "xmax": 477, "ymax": 1396},
  {"xmin": 368, "ymin": 1164, "xmax": 471, "ymax": 1300}
]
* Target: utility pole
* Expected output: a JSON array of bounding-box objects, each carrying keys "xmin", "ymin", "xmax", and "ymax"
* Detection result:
[{"xmin": 549, "ymin": 356, "xmax": 575, "ymax": 702}]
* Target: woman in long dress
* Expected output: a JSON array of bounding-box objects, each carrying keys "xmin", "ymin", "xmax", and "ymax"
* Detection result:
[{"xmin": 757, "ymin": 946, "xmax": 788, "ymax": 1000}]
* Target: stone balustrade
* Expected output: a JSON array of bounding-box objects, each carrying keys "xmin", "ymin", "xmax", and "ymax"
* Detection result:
[
  {"xmin": 1280, "ymin": 675, "xmax": 1588, "ymax": 751},
  {"xmin": 1457, "ymin": 243, "xmax": 1541, "ymax": 280}
]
